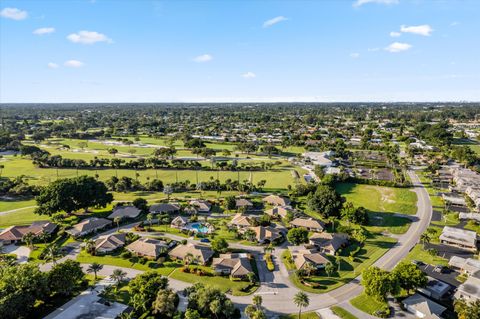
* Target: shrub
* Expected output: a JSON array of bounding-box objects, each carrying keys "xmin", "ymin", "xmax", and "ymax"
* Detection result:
[
  {"xmin": 121, "ymin": 251, "xmax": 132, "ymax": 259},
  {"xmin": 264, "ymin": 254, "xmax": 274, "ymax": 271}
]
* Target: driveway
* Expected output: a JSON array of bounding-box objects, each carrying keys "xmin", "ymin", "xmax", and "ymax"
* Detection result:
[{"xmin": 3, "ymin": 244, "xmax": 31, "ymax": 263}]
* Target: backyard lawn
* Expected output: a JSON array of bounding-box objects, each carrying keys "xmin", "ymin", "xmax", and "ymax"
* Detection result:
[
  {"xmin": 331, "ymin": 306, "xmax": 358, "ymax": 319},
  {"xmin": 350, "ymin": 293, "xmax": 388, "ymax": 316},
  {"xmin": 279, "ymin": 312, "xmax": 320, "ymax": 319},
  {"xmin": 403, "ymin": 244, "xmax": 448, "ymax": 266}
]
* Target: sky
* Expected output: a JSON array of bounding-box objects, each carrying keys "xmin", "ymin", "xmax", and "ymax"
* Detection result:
[{"xmin": 1, "ymin": 0, "xmax": 479, "ymax": 103}]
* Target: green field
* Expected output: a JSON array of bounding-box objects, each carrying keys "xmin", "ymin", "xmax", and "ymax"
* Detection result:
[
  {"xmin": 279, "ymin": 312, "xmax": 320, "ymax": 319},
  {"xmin": 403, "ymin": 244, "xmax": 448, "ymax": 266},
  {"xmin": 336, "ymin": 183, "xmax": 417, "ymax": 215},
  {"xmin": 331, "ymin": 306, "xmax": 358, "ymax": 319},
  {"xmin": 350, "ymin": 293, "xmax": 388, "ymax": 316}
]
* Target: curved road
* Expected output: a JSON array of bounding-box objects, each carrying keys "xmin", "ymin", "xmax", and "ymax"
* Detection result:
[{"xmin": 36, "ymin": 169, "xmax": 431, "ymax": 318}]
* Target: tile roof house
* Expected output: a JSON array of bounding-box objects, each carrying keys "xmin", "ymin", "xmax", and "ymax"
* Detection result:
[
  {"xmin": 235, "ymin": 198, "xmax": 253, "ymax": 209},
  {"xmin": 265, "ymin": 206, "xmax": 293, "ymax": 219},
  {"xmin": 94, "ymin": 233, "xmax": 126, "ymax": 254},
  {"xmin": 309, "ymin": 232, "xmax": 349, "ymax": 255},
  {"xmin": 262, "ymin": 195, "xmax": 291, "ymax": 207},
  {"xmin": 149, "ymin": 203, "xmax": 181, "ymax": 214},
  {"xmin": 454, "ymin": 270, "xmax": 480, "ymax": 302},
  {"xmin": 0, "ymin": 221, "xmax": 57, "ymax": 244},
  {"xmin": 126, "ymin": 238, "xmax": 169, "ymax": 259},
  {"xmin": 212, "ymin": 253, "xmax": 253, "ymax": 278},
  {"xmin": 439, "ymin": 226, "xmax": 478, "ymax": 252},
  {"xmin": 108, "ymin": 206, "xmax": 141, "ymax": 220},
  {"xmin": 168, "ymin": 243, "xmax": 214, "ymax": 265},
  {"xmin": 189, "ymin": 200, "xmax": 212, "ymax": 212},
  {"xmin": 289, "ymin": 246, "xmax": 330, "ymax": 271},
  {"xmin": 66, "ymin": 218, "xmax": 112, "ymax": 238},
  {"xmin": 171, "ymin": 216, "xmax": 189, "ymax": 229},
  {"xmin": 249, "ymin": 226, "xmax": 283, "ymax": 244},
  {"xmin": 229, "ymin": 213, "xmax": 255, "ymax": 228},
  {"xmin": 290, "ymin": 218, "xmax": 325, "ymax": 232},
  {"xmin": 402, "ymin": 293, "xmax": 446, "ymax": 318}
]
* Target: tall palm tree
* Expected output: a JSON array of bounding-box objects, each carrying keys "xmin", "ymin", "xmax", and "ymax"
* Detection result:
[
  {"xmin": 110, "ymin": 268, "xmax": 127, "ymax": 290},
  {"xmin": 46, "ymin": 245, "xmax": 60, "ymax": 265},
  {"xmin": 420, "ymin": 233, "xmax": 431, "ymax": 249},
  {"xmin": 293, "ymin": 291, "xmax": 309, "ymax": 319},
  {"xmin": 253, "ymin": 295, "xmax": 263, "ymax": 310},
  {"xmin": 87, "ymin": 262, "xmax": 104, "ymax": 281},
  {"xmin": 22, "ymin": 232, "xmax": 36, "ymax": 250},
  {"xmin": 114, "ymin": 216, "xmax": 121, "ymax": 231},
  {"xmin": 85, "ymin": 239, "xmax": 96, "ymax": 255},
  {"xmin": 147, "ymin": 213, "xmax": 153, "ymax": 228}
]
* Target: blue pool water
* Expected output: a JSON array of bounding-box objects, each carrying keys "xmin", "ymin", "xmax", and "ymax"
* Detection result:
[{"xmin": 189, "ymin": 223, "xmax": 210, "ymax": 234}]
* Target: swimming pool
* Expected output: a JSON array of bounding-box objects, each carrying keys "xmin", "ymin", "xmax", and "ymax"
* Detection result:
[{"xmin": 189, "ymin": 223, "xmax": 210, "ymax": 234}]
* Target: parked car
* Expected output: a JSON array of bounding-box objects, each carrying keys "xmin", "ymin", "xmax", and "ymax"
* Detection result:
[
  {"xmin": 200, "ymin": 238, "xmax": 210, "ymax": 243},
  {"xmin": 411, "ymin": 260, "xmax": 425, "ymax": 266}
]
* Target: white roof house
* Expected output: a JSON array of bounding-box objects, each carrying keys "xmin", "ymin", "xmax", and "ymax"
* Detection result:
[
  {"xmin": 455, "ymin": 270, "xmax": 480, "ymax": 302},
  {"xmin": 439, "ymin": 226, "xmax": 478, "ymax": 251}
]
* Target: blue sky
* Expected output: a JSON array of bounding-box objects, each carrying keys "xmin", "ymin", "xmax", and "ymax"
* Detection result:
[{"xmin": 1, "ymin": 0, "xmax": 479, "ymax": 102}]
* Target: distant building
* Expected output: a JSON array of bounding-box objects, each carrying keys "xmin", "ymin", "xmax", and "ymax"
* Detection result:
[
  {"xmin": 403, "ymin": 293, "xmax": 446, "ymax": 318},
  {"xmin": 66, "ymin": 218, "xmax": 111, "ymax": 238},
  {"xmin": 170, "ymin": 216, "xmax": 189, "ymax": 229},
  {"xmin": 309, "ymin": 232, "xmax": 349, "ymax": 255},
  {"xmin": 168, "ymin": 243, "xmax": 214, "ymax": 265},
  {"xmin": 265, "ymin": 206, "xmax": 293, "ymax": 219},
  {"xmin": 149, "ymin": 203, "xmax": 181, "ymax": 214},
  {"xmin": 229, "ymin": 213, "xmax": 255, "ymax": 229},
  {"xmin": 289, "ymin": 218, "xmax": 325, "ymax": 232},
  {"xmin": 94, "ymin": 233, "xmax": 126, "ymax": 254},
  {"xmin": 0, "ymin": 221, "xmax": 57, "ymax": 245},
  {"xmin": 189, "ymin": 200, "xmax": 212, "ymax": 212},
  {"xmin": 235, "ymin": 198, "xmax": 253, "ymax": 209},
  {"xmin": 262, "ymin": 195, "xmax": 291, "ymax": 207},
  {"xmin": 249, "ymin": 226, "xmax": 283, "ymax": 244},
  {"xmin": 212, "ymin": 253, "xmax": 253, "ymax": 279},
  {"xmin": 289, "ymin": 246, "xmax": 329, "ymax": 271},
  {"xmin": 418, "ymin": 276, "xmax": 451, "ymax": 300},
  {"xmin": 108, "ymin": 206, "xmax": 141, "ymax": 220},
  {"xmin": 454, "ymin": 270, "xmax": 480, "ymax": 302},
  {"xmin": 449, "ymin": 256, "xmax": 480, "ymax": 275},
  {"xmin": 439, "ymin": 226, "xmax": 478, "ymax": 252},
  {"xmin": 126, "ymin": 238, "xmax": 169, "ymax": 259}
]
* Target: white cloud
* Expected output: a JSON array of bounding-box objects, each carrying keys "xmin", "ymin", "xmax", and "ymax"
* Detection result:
[
  {"xmin": 390, "ymin": 31, "xmax": 401, "ymax": 37},
  {"xmin": 368, "ymin": 47, "xmax": 380, "ymax": 52},
  {"xmin": 450, "ymin": 21, "xmax": 459, "ymax": 27},
  {"xmin": 385, "ymin": 42, "xmax": 412, "ymax": 53},
  {"xmin": 350, "ymin": 53, "xmax": 360, "ymax": 58},
  {"xmin": 353, "ymin": 0, "xmax": 398, "ymax": 8},
  {"xmin": 263, "ymin": 16, "xmax": 288, "ymax": 28},
  {"xmin": 193, "ymin": 54, "xmax": 213, "ymax": 63},
  {"xmin": 242, "ymin": 72, "xmax": 256, "ymax": 79},
  {"xmin": 47, "ymin": 62, "xmax": 59, "ymax": 69},
  {"xmin": 64, "ymin": 60, "xmax": 84, "ymax": 68},
  {"xmin": 67, "ymin": 30, "xmax": 112, "ymax": 44},
  {"xmin": 1, "ymin": 7, "xmax": 28, "ymax": 20},
  {"xmin": 33, "ymin": 27, "xmax": 55, "ymax": 35},
  {"xmin": 400, "ymin": 24, "xmax": 433, "ymax": 36}
]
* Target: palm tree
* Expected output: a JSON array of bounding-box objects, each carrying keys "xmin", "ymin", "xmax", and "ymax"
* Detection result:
[
  {"xmin": 420, "ymin": 233, "xmax": 431, "ymax": 249},
  {"xmin": 146, "ymin": 213, "xmax": 154, "ymax": 228},
  {"xmin": 293, "ymin": 292, "xmax": 309, "ymax": 319},
  {"xmin": 87, "ymin": 262, "xmax": 104, "ymax": 281},
  {"xmin": 45, "ymin": 245, "xmax": 60, "ymax": 265},
  {"xmin": 184, "ymin": 252, "xmax": 194, "ymax": 266},
  {"xmin": 22, "ymin": 232, "xmax": 36, "ymax": 250},
  {"xmin": 85, "ymin": 239, "xmax": 96, "ymax": 255},
  {"xmin": 110, "ymin": 268, "xmax": 127, "ymax": 291},
  {"xmin": 114, "ymin": 216, "xmax": 121, "ymax": 231},
  {"xmin": 303, "ymin": 262, "xmax": 316, "ymax": 277},
  {"xmin": 253, "ymin": 295, "xmax": 263, "ymax": 310}
]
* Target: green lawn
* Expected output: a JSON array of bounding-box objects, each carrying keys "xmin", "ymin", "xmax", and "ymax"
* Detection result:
[
  {"xmin": 403, "ymin": 244, "xmax": 448, "ymax": 266},
  {"xmin": 336, "ymin": 183, "xmax": 417, "ymax": 215},
  {"xmin": 366, "ymin": 212, "xmax": 412, "ymax": 234},
  {"xmin": 169, "ymin": 267, "xmax": 256, "ymax": 296},
  {"xmin": 289, "ymin": 235, "xmax": 397, "ymax": 293},
  {"xmin": 76, "ymin": 250, "xmax": 180, "ymax": 275},
  {"xmin": 350, "ymin": 293, "xmax": 388, "ymax": 316},
  {"xmin": 279, "ymin": 312, "xmax": 320, "ymax": 319},
  {"xmin": 465, "ymin": 220, "xmax": 480, "ymax": 235},
  {"xmin": 331, "ymin": 306, "xmax": 358, "ymax": 319},
  {"xmin": 0, "ymin": 207, "xmax": 46, "ymax": 227}
]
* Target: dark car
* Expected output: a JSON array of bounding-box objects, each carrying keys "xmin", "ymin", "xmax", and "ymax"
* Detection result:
[{"xmin": 200, "ymin": 238, "xmax": 210, "ymax": 243}]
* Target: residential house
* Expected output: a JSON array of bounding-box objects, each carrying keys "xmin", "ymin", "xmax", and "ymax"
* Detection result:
[
  {"xmin": 309, "ymin": 232, "xmax": 349, "ymax": 255},
  {"xmin": 418, "ymin": 277, "xmax": 452, "ymax": 300},
  {"xmin": 0, "ymin": 221, "xmax": 57, "ymax": 245},
  {"xmin": 229, "ymin": 213, "xmax": 255, "ymax": 229},
  {"xmin": 249, "ymin": 226, "xmax": 283, "ymax": 244},
  {"xmin": 126, "ymin": 238, "xmax": 169, "ymax": 259},
  {"xmin": 108, "ymin": 206, "xmax": 141, "ymax": 220},
  {"xmin": 189, "ymin": 200, "xmax": 212, "ymax": 213},
  {"xmin": 403, "ymin": 293, "xmax": 446, "ymax": 318},
  {"xmin": 149, "ymin": 203, "xmax": 181, "ymax": 214},
  {"xmin": 449, "ymin": 256, "xmax": 480, "ymax": 275},
  {"xmin": 66, "ymin": 218, "xmax": 112, "ymax": 238},
  {"xmin": 265, "ymin": 206, "xmax": 293, "ymax": 219},
  {"xmin": 289, "ymin": 246, "xmax": 330, "ymax": 271},
  {"xmin": 262, "ymin": 195, "xmax": 291, "ymax": 207},
  {"xmin": 171, "ymin": 216, "xmax": 189, "ymax": 229},
  {"xmin": 439, "ymin": 226, "xmax": 478, "ymax": 252},
  {"xmin": 212, "ymin": 253, "xmax": 253, "ymax": 278},
  {"xmin": 454, "ymin": 270, "xmax": 480, "ymax": 302},
  {"xmin": 94, "ymin": 233, "xmax": 126, "ymax": 254},
  {"xmin": 235, "ymin": 198, "xmax": 253, "ymax": 209},
  {"xmin": 290, "ymin": 218, "xmax": 325, "ymax": 232},
  {"xmin": 168, "ymin": 243, "xmax": 214, "ymax": 265}
]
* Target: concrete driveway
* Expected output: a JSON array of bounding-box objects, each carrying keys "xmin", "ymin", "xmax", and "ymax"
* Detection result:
[{"xmin": 3, "ymin": 244, "xmax": 31, "ymax": 263}]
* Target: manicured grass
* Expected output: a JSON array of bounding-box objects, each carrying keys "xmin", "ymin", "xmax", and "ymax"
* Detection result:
[
  {"xmin": 366, "ymin": 212, "xmax": 412, "ymax": 234},
  {"xmin": 336, "ymin": 183, "xmax": 417, "ymax": 215},
  {"xmin": 350, "ymin": 293, "xmax": 388, "ymax": 316},
  {"xmin": 289, "ymin": 236, "xmax": 397, "ymax": 293},
  {"xmin": 403, "ymin": 244, "xmax": 448, "ymax": 266},
  {"xmin": 279, "ymin": 312, "xmax": 320, "ymax": 319},
  {"xmin": 76, "ymin": 250, "xmax": 180, "ymax": 275},
  {"xmin": 0, "ymin": 207, "xmax": 46, "ymax": 227},
  {"xmin": 431, "ymin": 211, "xmax": 460, "ymax": 227},
  {"xmin": 465, "ymin": 220, "xmax": 480, "ymax": 235},
  {"xmin": 169, "ymin": 267, "xmax": 256, "ymax": 296},
  {"xmin": 0, "ymin": 198, "xmax": 36, "ymax": 212},
  {"xmin": 331, "ymin": 306, "xmax": 358, "ymax": 319}
]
